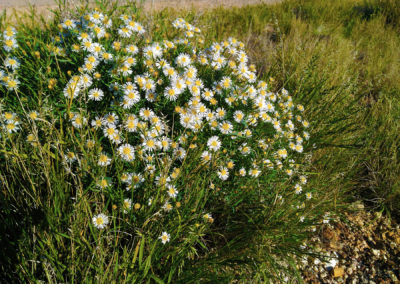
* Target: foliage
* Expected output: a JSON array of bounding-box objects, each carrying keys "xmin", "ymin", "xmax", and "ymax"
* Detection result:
[{"xmin": 0, "ymin": 1, "xmax": 327, "ymax": 282}]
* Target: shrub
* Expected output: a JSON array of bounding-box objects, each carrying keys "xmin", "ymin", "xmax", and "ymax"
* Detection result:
[{"xmin": 0, "ymin": 4, "xmax": 327, "ymax": 282}]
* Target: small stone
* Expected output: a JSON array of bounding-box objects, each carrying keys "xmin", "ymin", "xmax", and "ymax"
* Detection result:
[
  {"xmin": 372, "ymin": 249, "xmax": 380, "ymax": 256},
  {"xmin": 333, "ymin": 267, "xmax": 345, "ymax": 278}
]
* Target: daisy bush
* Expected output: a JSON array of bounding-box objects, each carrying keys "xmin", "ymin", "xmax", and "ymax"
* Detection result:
[{"xmin": 0, "ymin": 4, "xmax": 324, "ymax": 282}]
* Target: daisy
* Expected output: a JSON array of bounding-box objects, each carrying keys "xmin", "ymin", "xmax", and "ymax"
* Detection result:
[
  {"xmin": 91, "ymin": 116, "xmax": 103, "ymax": 129},
  {"xmin": 124, "ymin": 118, "xmax": 139, "ymax": 132},
  {"xmin": 92, "ymin": 213, "xmax": 109, "ymax": 229},
  {"xmin": 162, "ymin": 202, "xmax": 173, "ymax": 212},
  {"xmin": 142, "ymin": 137, "xmax": 159, "ymax": 152},
  {"xmin": 174, "ymin": 147, "xmax": 186, "ymax": 160},
  {"xmin": 176, "ymin": 53, "xmax": 191, "ymax": 67},
  {"xmin": 139, "ymin": 108, "xmax": 154, "ymax": 121},
  {"xmin": 294, "ymin": 184, "xmax": 302, "ymax": 194},
  {"xmin": 295, "ymin": 144, "xmax": 303, "ymax": 153},
  {"xmin": 88, "ymin": 88, "xmax": 104, "ymax": 101},
  {"xmin": 300, "ymin": 176, "xmax": 307, "ymax": 184},
  {"xmin": 159, "ymin": 232, "xmax": 170, "ymax": 244},
  {"xmin": 201, "ymin": 89, "xmax": 214, "ymax": 102},
  {"xmin": 277, "ymin": 149, "xmax": 288, "ymax": 159},
  {"xmin": 123, "ymin": 198, "xmax": 132, "ymax": 213},
  {"xmin": 103, "ymin": 126, "xmax": 119, "ymax": 139},
  {"xmin": 62, "ymin": 19, "xmax": 76, "ymax": 30},
  {"xmin": 217, "ymin": 167, "xmax": 229, "ymax": 181},
  {"xmin": 167, "ymin": 185, "xmax": 178, "ymax": 198},
  {"xmin": 5, "ymin": 120, "xmax": 20, "ymax": 133},
  {"xmin": 131, "ymin": 173, "xmax": 144, "ymax": 187},
  {"xmin": 207, "ymin": 136, "xmax": 221, "ymax": 152},
  {"xmin": 201, "ymin": 151, "xmax": 212, "ymax": 163},
  {"xmin": 103, "ymin": 113, "xmax": 119, "ymax": 126},
  {"xmin": 72, "ymin": 114, "xmax": 86, "ymax": 129},
  {"xmin": 118, "ymin": 26, "xmax": 132, "ymax": 38},
  {"xmin": 118, "ymin": 144, "xmax": 135, "ymax": 161},
  {"xmin": 233, "ymin": 110, "xmax": 244, "ymax": 123},
  {"xmin": 164, "ymin": 87, "xmax": 179, "ymax": 101},
  {"xmin": 4, "ymin": 57, "xmax": 19, "ymax": 71},
  {"xmin": 3, "ymin": 38, "xmax": 18, "ymax": 52},
  {"xmin": 126, "ymin": 44, "xmax": 139, "ymax": 55},
  {"xmin": 239, "ymin": 167, "xmax": 247, "ymax": 176},
  {"xmin": 219, "ymin": 121, "xmax": 233, "ymax": 135},
  {"xmin": 64, "ymin": 151, "xmax": 77, "ymax": 163},
  {"xmin": 249, "ymin": 167, "xmax": 261, "ymax": 177},
  {"xmin": 98, "ymin": 153, "xmax": 111, "ymax": 167},
  {"xmin": 28, "ymin": 111, "xmax": 39, "ymax": 121},
  {"xmin": 124, "ymin": 89, "xmax": 140, "ymax": 104},
  {"xmin": 215, "ymin": 107, "xmax": 226, "ymax": 120},
  {"xmin": 79, "ymin": 74, "xmax": 93, "ymax": 89}
]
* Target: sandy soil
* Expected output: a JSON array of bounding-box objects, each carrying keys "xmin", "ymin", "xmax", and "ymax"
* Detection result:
[
  {"xmin": 0, "ymin": 0, "xmax": 278, "ymax": 9},
  {"xmin": 0, "ymin": 0, "xmax": 279, "ymax": 22}
]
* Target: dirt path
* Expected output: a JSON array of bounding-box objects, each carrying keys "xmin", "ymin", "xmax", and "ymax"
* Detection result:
[
  {"xmin": 0, "ymin": 0, "xmax": 279, "ymax": 10},
  {"xmin": 0, "ymin": 0, "xmax": 279, "ymax": 22}
]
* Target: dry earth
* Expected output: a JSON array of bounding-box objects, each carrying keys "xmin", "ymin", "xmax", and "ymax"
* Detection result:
[{"xmin": 0, "ymin": 0, "xmax": 279, "ymax": 21}]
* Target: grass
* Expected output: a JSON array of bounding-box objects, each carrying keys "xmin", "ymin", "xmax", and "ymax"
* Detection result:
[{"xmin": 0, "ymin": 0, "xmax": 399, "ymax": 282}]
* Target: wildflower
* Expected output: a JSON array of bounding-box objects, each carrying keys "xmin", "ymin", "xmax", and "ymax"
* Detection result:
[
  {"xmin": 239, "ymin": 143, "xmax": 251, "ymax": 156},
  {"xmin": 98, "ymin": 153, "xmax": 111, "ymax": 166},
  {"xmin": 5, "ymin": 77, "xmax": 19, "ymax": 90},
  {"xmin": 123, "ymin": 198, "xmax": 132, "ymax": 213},
  {"xmin": 88, "ymin": 88, "xmax": 104, "ymax": 101},
  {"xmin": 207, "ymin": 136, "xmax": 221, "ymax": 152},
  {"xmin": 167, "ymin": 185, "xmax": 178, "ymax": 198},
  {"xmin": 92, "ymin": 213, "xmax": 109, "ymax": 229},
  {"xmin": 176, "ymin": 53, "xmax": 191, "ymax": 67},
  {"xmin": 249, "ymin": 167, "xmax": 261, "ymax": 178},
  {"xmin": 201, "ymin": 151, "xmax": 212, "ymax": 163},
  {"xmin": 3, "ymin": 38, "xmax": 18, "ymax": 52},
  {"xmin": 118, "ymin": 144, "xmax": 135, "ymax": 162},
  {"xmin": 4, "ymin": 57, "xmax": 20, "ymax": 70},
  {"xmin": 142, "ymin": 137, "xmax": 159, "ymax": 152},
  {"xmin": 5, "ymin": 120, "xmax": 20, "ymax": 133},
  {"xmin": 28, "ymin": 111, "xmax": 39, "ymax": 121},
  {"xmin": 239, "ymin": 167, "xmax": 247, "ymax": 176},
  {"xmin": 159, "ymin": 232, "xmax": 170, "ymax": 244},
  {"xmin": 219, "ymin": 121, "xmax": 233, "ymax": 135},
  {"xmin": 72, "ymin": 113, "xmax": 87, "ymax": 129},
  {"xmin": 203, "ymin": 213, "xmax": 214, "ymax": 223},
  {"xmin": 163, "ymin": 202, "xmax": 173, "ymax": 212},
  {"xmin": 97, "ymin": 177, "xmax": 111, "ymax": 189},
  {"xmin": 277, "ymin": 149, "xmax": 288, "ymax": 159},
  {"xmin": 217, "ymin": 167, "xmax": 229, "ymax": 181},
  {"xmin": 174, "ymin": 147, "xmax": 186, "ymax": 160},
  {"xmin": 103, "ymin": 113, "xmax": 119, "ymax": 126},
  {"xmin": 62, "ymin": 19, "xmax": 76, "ymax": 29}
]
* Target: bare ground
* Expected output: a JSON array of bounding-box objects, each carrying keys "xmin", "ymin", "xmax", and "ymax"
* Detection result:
[{"xmin": 0, "ymin": 0, "xmax": 279, "ymax": 21}]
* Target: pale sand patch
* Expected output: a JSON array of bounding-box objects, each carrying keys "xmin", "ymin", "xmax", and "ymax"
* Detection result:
[{"xmin": 1, "ymin": 0, "xmax": 279, "ymax": 21}]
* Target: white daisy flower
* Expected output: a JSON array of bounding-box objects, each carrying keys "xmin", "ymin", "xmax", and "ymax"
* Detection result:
[
  {"xmin": 217, "ymin": 167, "xmax": 229, "ymax": 181},
  {"xmin": 207, "ymin": 136, "xmax": 221, "ymax": 152},
  {"xmin": 92, "ymin": 213, "xmax": 109, "ymax": 229},
  {"xmin": 88, "ymin": 88, "xmax": 104, "ymax": 101},
  {"xmin": 159, "ymin": 232, "xmax": 170, "ymax": 244},
  {"xmin": 118, "ymin": 144, "xmax": 135, "ymax": 162}
]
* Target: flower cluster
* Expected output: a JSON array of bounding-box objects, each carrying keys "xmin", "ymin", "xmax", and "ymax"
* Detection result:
[
  {"xmin": 0, "ymin": 26, "xmax": 20, "ymax": 91},
  {"xmin": 0, "ymin": 14, "xmax": 312, "ymax": 246}
]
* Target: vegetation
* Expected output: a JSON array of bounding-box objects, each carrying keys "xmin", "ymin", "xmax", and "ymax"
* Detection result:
[{"xmin": 0, "ymin": 0, "xmax": 399, "ymax": 282}]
